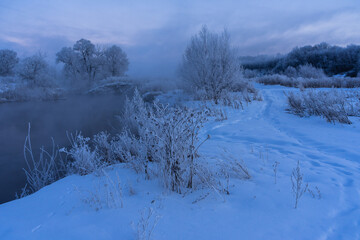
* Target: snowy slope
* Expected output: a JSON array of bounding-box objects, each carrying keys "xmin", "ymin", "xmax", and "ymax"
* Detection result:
[{"xmin": 1, "ymin": 85, "xmax": 360, "ymax": 240}]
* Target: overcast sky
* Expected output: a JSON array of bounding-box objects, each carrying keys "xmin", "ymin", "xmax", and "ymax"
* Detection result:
[{"xmin": 1, "ymin": 0, "xmax": 360, "ymax": 77}]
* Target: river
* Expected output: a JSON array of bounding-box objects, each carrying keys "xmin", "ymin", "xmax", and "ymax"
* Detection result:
[{"xmin": 0, "ymin": 94, "xmax": 127, "ymax": 204}]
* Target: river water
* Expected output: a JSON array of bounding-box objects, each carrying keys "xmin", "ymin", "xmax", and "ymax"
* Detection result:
[{"xmin": 0, "ymin": 94, "xmax": 127, "ymax": 204}]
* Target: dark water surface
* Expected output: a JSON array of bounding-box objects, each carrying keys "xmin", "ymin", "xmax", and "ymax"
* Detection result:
[{"xmin": 0, "ymin": 94, "xmax": 126, "ymax": 204}]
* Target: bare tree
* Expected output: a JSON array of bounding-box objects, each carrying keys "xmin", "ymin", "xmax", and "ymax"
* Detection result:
[{"xmin": 179, "ymin": 25, "xmax": 241, "ymax": 103}]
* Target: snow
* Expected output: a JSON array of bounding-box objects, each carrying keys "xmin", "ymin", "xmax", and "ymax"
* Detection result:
[{"xmin": 1, "ymin": 85, "xmax": 360, "ymax": 239}]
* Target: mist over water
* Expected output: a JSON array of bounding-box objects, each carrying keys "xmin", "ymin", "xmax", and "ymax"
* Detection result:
[{"xmin": 0, "ymin": 94, "xmax": 127, "ymax": 204}]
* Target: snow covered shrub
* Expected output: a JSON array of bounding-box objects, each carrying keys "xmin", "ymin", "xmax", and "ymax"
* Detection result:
[
  {"xmin": 23, "ymin": 124, "xmax": 65, "ymax": 193},
  {"xmin": 256, "ymin": 72, "xmax": 360, "ymax": 89},
  {"xmin": 297, "ymin": 64, "xmax": 326, "ymax": 79},
  {"xmin": 291, "ymin": 161, "xmax": 308, "ymax": 209},
  {"xmin": 117, "ymin": 89, "xmax": 210, "ymax": 193},
  {"xmin": 243, "ymin": 69, "xmax": 260, "ymax": 78},
  {"xmin": 93, "ymin": 131, "xmax": 113, "ymax": 163},
  {"xmin": 151, "ymin": 103, "xmax": 209, "ymax": 192},
  {"xmin": 111, "ymin": 131, "xmax": 148, "ymax": 175},
  {"xmin": 118, "ymin": 88, "xmax": 149, "ymax": 136},
  {"xmin": 134, "ymin": 207, "xmax": 161, "ymax": 240},
  {"xmin": 217, "ymin": 92, "xmax": 244, "ymax": 109},
  {"xmin": 61, "ymin": 132, "xmax": 103, "ymax": 175},
  {"xmin": 301, "ymin": 77, "xmax": 360, "ymax": 89},
  {"xmin": 286, "ymin": 92, "xmax": 306, "ymax": 115},
  {"xmin": 179, "ymin": 25, "xmax": 241, "ymax": 103},
  {"xmin": 283, "ymin": 66, "xmax": 298, "ymax": 78},
  {"xmin": 256, "ymin": 74, "xmax": 295, "ymax": 87},
  {"xmin": 232, "ymin": 80, "xmax": 263, "ymax": 102},
  {"xmin": 286, "ymin": 90, "xmax": 355, "ymax": 124}
]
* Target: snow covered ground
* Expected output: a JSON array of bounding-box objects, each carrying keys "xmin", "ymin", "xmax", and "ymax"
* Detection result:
[{"xmin": 1, "ymin": 85, "xmax": 360, "ymax": 240}]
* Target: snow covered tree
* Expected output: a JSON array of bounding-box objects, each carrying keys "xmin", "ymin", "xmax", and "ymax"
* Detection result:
[
  {"xmin": 17, "ymin": 53, "xmax": 49, "ymax": 86},
  {"xmin": 56, "ymin": 47, "xmax": 82, "ymax": 80},
  {"xmin": 179, "ymin": 26, "xmax": 241, "ymax": 103},
  {"xmin": 56, "ymin": 39, "xmax": 102, "ymax": 87},
  {"xmin": 0, "ymin": 49, "xmax": 19, "ymax": 76},
  {"xmin": 104, "ymin": 45, "xmax": 129, "ymax": 77},
  {"xmin": 56, "ymin": 39, "xmax": 129, "ymax": 88}
]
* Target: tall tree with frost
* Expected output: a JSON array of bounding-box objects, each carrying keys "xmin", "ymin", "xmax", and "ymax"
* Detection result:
[
  {"xmin": 56, "ymin": 39, "xmax": 129, "ymax": 88},
  {"xmin": 104, "ymin": 45, "xmax": 129, "ymax": 77},
  {"xmin": 179, "ymin": 25, "xmax": 241, "ymax": 103}
]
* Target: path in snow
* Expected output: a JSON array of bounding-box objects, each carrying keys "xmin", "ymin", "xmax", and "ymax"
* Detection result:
[{"xmin": 205, "ymin": 86, "xmax": 360, "ymax": 239}]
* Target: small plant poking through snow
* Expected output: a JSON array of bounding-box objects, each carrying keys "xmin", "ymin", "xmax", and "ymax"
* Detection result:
[
  {"xmin": 291, "ymin": 160, "xmax": 308, "ymax": 209},
  {"xmin": 307, "ymin": 185, "xmax": 322, "ymax": 200},
  {"xmin": 23, "ymin": 123, "xmax": 65, "ymax": 193},
  {"xmin": 273, "ymin": 161, "xmax": 280, "ymax": 184},
  {"xmin": 134, "ymin": 207, "xmax": 161, "ymax": 240},
  {"xmin": 219, "ymin": 150, "xmax": 251, "ymax": 180}
]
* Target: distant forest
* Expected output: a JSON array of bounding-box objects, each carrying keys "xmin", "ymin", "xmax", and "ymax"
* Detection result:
[{"xmin": 240, "ymin": 43, "xmax": 360, "ymax": 77}]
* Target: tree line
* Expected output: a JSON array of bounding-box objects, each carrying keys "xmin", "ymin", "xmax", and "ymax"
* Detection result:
[
  {"xmin": 0, "ymin": 39, "xmax": 129, "ymax": 88},
  {"xmin": 241, "ymin": 42, "xmax": 360, "ymax": 77}
]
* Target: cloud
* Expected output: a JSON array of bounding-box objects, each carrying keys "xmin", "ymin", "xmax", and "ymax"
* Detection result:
[{"xmin": 0, "ymin": 0, "xmax": 359, "ymax": 76}]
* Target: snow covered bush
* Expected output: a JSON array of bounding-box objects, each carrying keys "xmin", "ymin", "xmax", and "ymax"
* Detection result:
[
  {"xmin": 150, "ymin": 103, "xmax": 209, "ymax": 192},
  {"xmin": 93, "ymin": 131, "xmax": 113, "ymax": 163},
  {"xmin": 297, "ymin": 64, "xmax": 326, "ymax": 79},
  {"xmin": 179, "ymin": 26, "xmax": 241, "ymax": 103},
  {"xmin": 256, "ymin": 74, "xmax": 295, "ymax": 87},
  {"xmin": 0, "ymin": 49, "xmax": 19, "ymax": 76},
  {"xmin": 286, "ymin": 90, "xmax": 360, "ymax": 124},
  {"xmin": 256, "ymin": 72, "xmax": 360, "ymax": 89},
  {"xmin": 283, "ymin": 66, "xmax": 298, "ymax": 78},
  {"xmin": 119, "ymin": 89, "xmax": 149, "ymax": 137},
  {"xmin": 61, "ymin": 132, "xmax": 103, "ymax": 175},
  {"xmin": 115, "ymin": 89, "xmax": 210, "ymax": 193},
  {"xmin": 111, "ymin": 131, "xmax": 148, "ymax": 174}
]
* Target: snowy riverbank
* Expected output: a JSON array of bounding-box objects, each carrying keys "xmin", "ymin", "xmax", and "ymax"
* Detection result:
[{"xmin": 1, "ymin": 85, "xmax": 360, "ymax": 240}]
